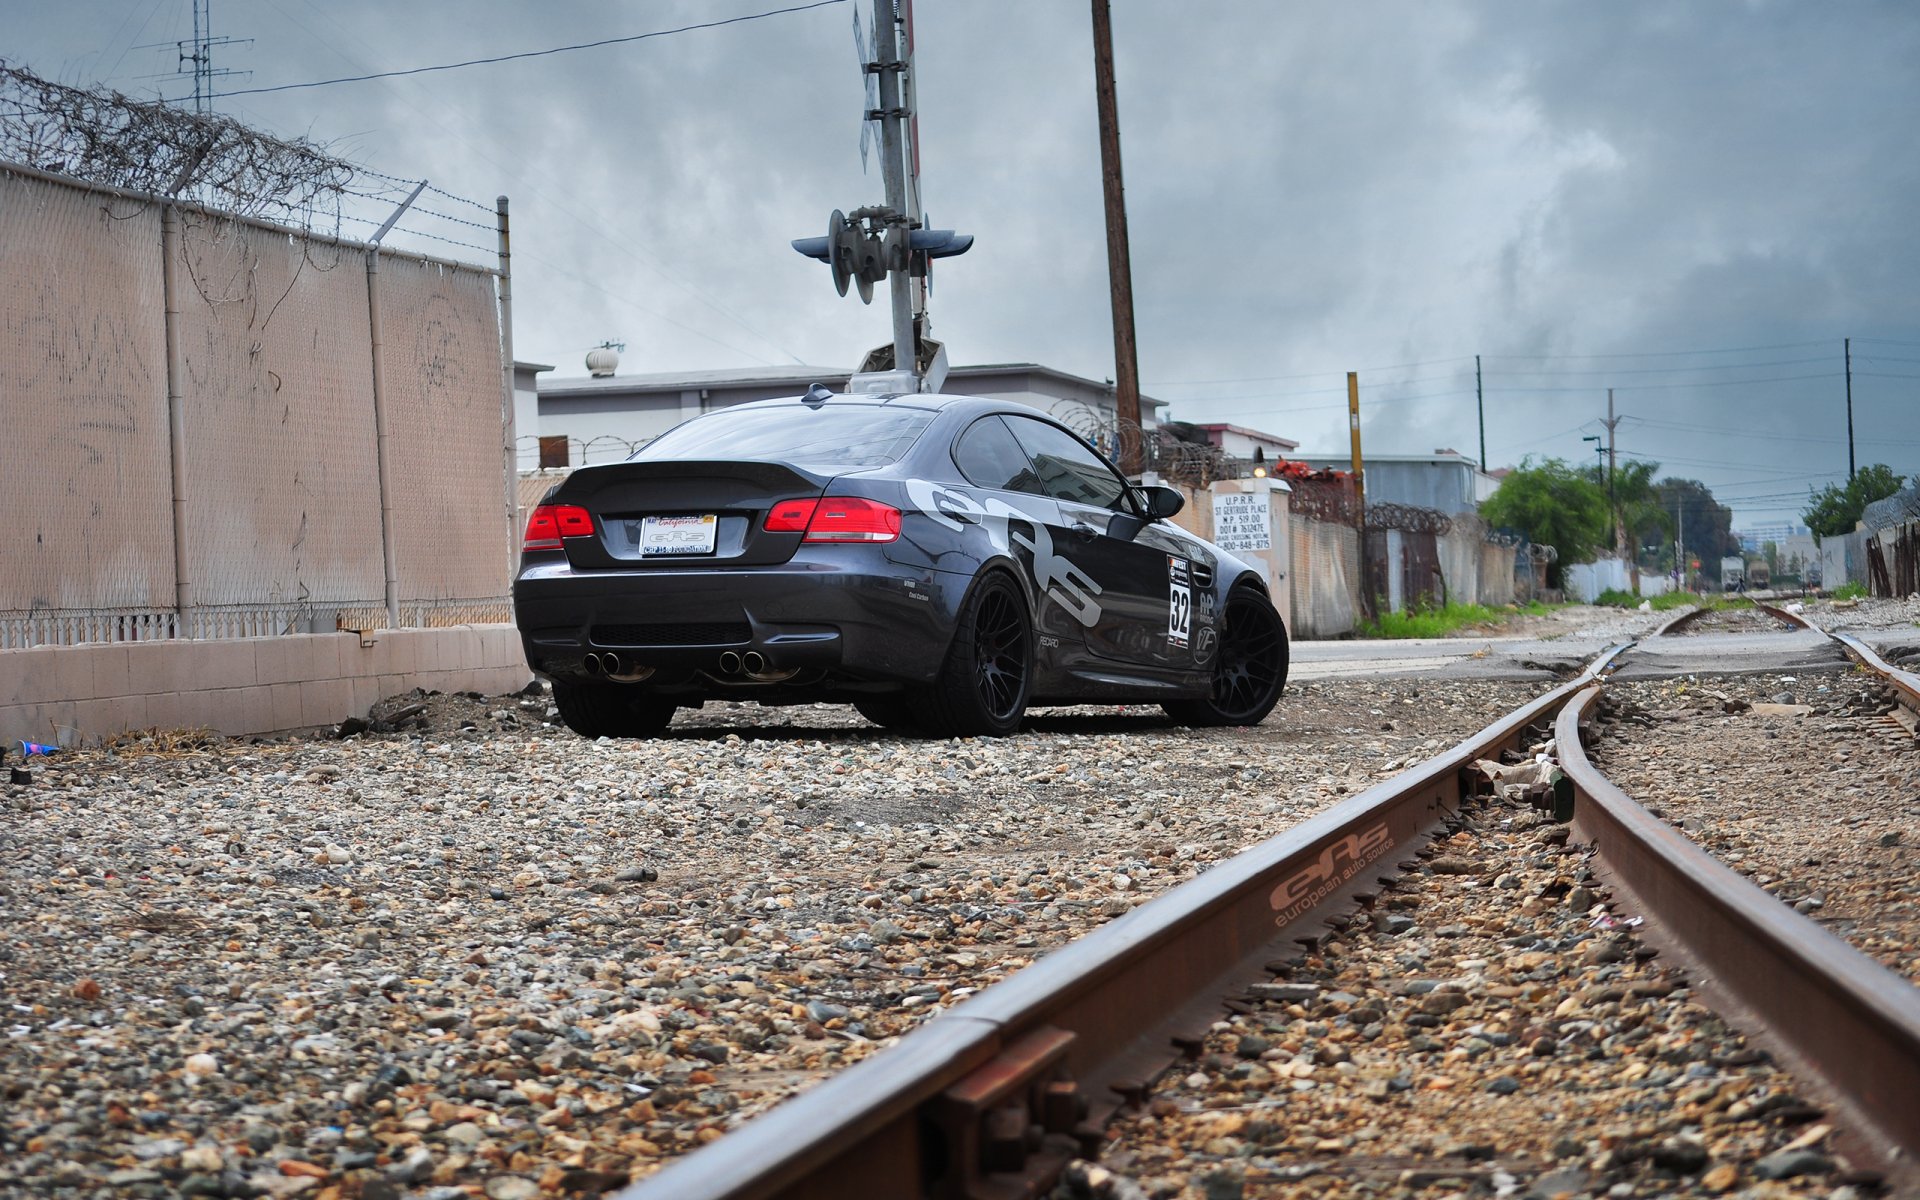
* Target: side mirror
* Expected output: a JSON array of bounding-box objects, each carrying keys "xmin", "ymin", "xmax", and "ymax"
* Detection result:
[{"xmin": 1139, "ymin": 484, "xmax": 1184, "ymax": 520}]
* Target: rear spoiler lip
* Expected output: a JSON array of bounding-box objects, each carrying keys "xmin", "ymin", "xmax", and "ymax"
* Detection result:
[{"xmin": 550, "ymin": 459, "xmax": 836, "ymax": 502}]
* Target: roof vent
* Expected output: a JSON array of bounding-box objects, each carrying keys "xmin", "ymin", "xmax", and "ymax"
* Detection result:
[{"xmin": 585, "ymin": 341, "xmax": 623, "ymax": 377}]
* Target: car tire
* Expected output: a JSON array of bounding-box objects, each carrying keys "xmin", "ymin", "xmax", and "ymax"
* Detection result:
[
  {"xmin": 908, "ymin": 571, "xmax": 1032, "ymax": 737},
  {"xmin": 853, "ymin": 697, "xmax": 921, "ymax": 732},
  {"xmin": 551, "ymin": 680, "xmax": 676, "ymax": 739},
  {"xmin": 1164, "ymin": 585, "xmax": 1288, "ymax": 727}
]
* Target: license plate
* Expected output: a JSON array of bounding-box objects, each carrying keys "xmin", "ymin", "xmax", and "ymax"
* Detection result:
[{"xmin": 639, "ymin": 514, "xmax": 717, "ymax": 556}]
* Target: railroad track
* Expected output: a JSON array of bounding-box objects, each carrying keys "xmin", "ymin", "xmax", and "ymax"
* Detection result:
[{"xmin": 621, "ymin": 610, "xmax": 1920, "ymax": 1200}]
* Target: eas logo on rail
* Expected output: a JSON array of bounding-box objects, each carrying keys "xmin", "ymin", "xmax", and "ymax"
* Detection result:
[{"xmin": 1268, "ymin": 823, "xmax": 1395, "ymax": 927}]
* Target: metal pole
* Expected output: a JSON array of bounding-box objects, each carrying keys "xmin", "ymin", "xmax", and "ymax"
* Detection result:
[
  {"xmin": 899, "ymin": 0, "xmax": 927, "ymax": 327},
  {"xmin": 1845, "ymin": 337, "xmax": 1855, "ymax": 481},
  {"xmin": 1607, "ymin": 388, "xmax": 1623, "ymax": 557},
  {"xmin": 1347, "ymin": 372, "xmax": 1365, "ymax": 509},
  {"xmin": 370, "ymin": 179, "xmax": 428, "ymax": 245},
  {"xmin": 873, "ymin": 0, "xmax": 915, "ymax": 381},
  {"xmin": 160, "ymin": 205, "xmax": 195, "ymax": 637},
  {"xmin": 1348, "ymin": 371, "xmax": 1370, "ymax": 619},
  {"xmin": 497, "ymin": 196, "xmax": 519, "ymax": 584},
  {"xmin": 1676, "ymin": 492, "xmax": 1684, "ymax": 593},
  {"xmin": 1475, "ymin": 353, "xmax": 1485, "ymax": 471},
  {"xmin": 1091, "ymin": 0, "xmax": 1143, "ymax": 474},
  {"xmin": 365, "ymin": 248, "xmax": 402, "ymax": 630}
]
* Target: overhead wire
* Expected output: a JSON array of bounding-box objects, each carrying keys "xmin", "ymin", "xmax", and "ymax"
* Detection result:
[
  {"xmin": 254, "ymin": 0, "xmax": 810, "ymax": 365},
  {"xmin": 209, "ymin": 1, "xmax": 848, "ymax": 98}
]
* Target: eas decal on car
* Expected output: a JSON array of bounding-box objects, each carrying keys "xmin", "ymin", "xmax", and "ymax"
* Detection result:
[
  {"xmin": 1167, "ymin": 556, "xmax": 1191, "ymax": 648},
  {"xmin": 906, "ymin": 478, "xmax": 1105, "ymax": 626}
]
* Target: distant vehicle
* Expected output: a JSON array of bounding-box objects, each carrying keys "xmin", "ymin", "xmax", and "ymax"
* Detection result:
[
  {"xmin": 513, "ymin": 390, "xmax": 1289, "ymax": 738},
  {"xmin": 1746, "ymin": 559, "xmax": 1770, "ymax": 591},
  {"xmin": 1721, "ymin": 556, "xmax": 1745, "ymax": 592}
]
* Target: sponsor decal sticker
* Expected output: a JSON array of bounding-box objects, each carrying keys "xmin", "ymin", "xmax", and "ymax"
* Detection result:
[
  {"xmin": 1193, "ymin": 624, "xmax": 1218, "ymax": 666},
  {"xmin": 1167, "ymin": 557, "xmax": 1191, "ymax": 648},
  {"xmin": 1267, "ymin": 823, "xmax": 1396, "ymax": 927}
]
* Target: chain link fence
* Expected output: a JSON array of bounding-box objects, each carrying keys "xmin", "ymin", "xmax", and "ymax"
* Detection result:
[{"xmin": 0, "ymin": 164, "xmax": 510, "ymax": 648}]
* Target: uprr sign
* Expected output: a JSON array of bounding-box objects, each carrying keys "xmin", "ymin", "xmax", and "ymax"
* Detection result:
[{"xmin": 1211, "ymin": 491, "xmax": 1271, "ymax": 553}]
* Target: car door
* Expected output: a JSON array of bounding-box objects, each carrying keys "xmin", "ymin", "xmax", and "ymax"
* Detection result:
[
  {"xmin": 1000, "ymin": 415, "xmax": 1182, "ymax": 669},
  {"xmin": 945, "ymin": 415, "xmax": 1094, "ymax": 664}
]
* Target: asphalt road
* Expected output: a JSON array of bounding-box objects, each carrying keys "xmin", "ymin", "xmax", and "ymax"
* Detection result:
[{"xmin": 1292, "ymin": 620, "xmax": 1872, "ymax": 683}]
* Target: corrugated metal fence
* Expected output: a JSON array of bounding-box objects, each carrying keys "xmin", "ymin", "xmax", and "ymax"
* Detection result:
[{"xmin": 0, "ymin": 165, "xmax": 512, "ymax": 648}]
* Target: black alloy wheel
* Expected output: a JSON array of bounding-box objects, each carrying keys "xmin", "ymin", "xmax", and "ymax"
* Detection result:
[
  {"xmin": 1165, "ymin": 586, "xmax": 1288, "ymax": 727},
  {"xmin": 910, "ymin": 571, "xmax": 1032, "ymax": 737}
]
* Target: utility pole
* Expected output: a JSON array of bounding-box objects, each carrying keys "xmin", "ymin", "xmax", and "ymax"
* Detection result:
[
  {"xmin": 1475, "ymin": 354, "xmax": 1485, "ymax": 471},
  {"xmin": 873, "ymin": 0, "xmax": 914, "ymax": 381},
  {"xmin": 1675, "ymin": 491, "xmax": 1685, "ymax": 593},
  {"xmin": 1601, "ymin": 389, "xmax": 1625, "ymax": 558},
  {"xmin": 1347, "ymin": 372, "xmax": 1365, "ymax": 508},
  {"xmin": 1348, "ymin": 371, "xmax": 1372, "ymax": 620},
  {"xmin": 1845, "ymin": 337, "xmax": 1855, "ymax": 481},
  {"xmin": 1090, "ymin": 0, "xmax": 1143, "ymax": 474}
]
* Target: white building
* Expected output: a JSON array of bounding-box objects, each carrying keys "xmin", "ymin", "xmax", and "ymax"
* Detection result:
[{"xmin": 531, "ymin": 355, "xmax": 1165, "ymax": 468}]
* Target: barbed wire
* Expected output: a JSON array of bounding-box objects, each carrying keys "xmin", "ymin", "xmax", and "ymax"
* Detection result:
[
  {"xmin": 354, "ymin": 166, "xmax": 495, "ymax": 213},
  {"xmin": 1, "ymin": 60, "xmax": 354, "ymax": 225},
  {"xmin": 1366, "ymin": 503, "xmax": 1454, "ymax": 536},
  {"xmin": 1, "ymin": 61, "xmax": 501, "ymax": 266},
  {"xmin": 1287, "ymin": 478, "xmax": 1360, "ymax": 524}
]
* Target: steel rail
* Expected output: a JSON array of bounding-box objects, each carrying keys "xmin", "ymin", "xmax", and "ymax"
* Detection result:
[
  {"xmin": 1827, "ymin": 628, "xmax": 1920, "ymax": 711},
  {"xmin": 1650, "ymin": 599, "xmax": 1813, "ymax": 636},
  {"xmin": 620, "ymin": 647, "xmax": 1631, "ymax": 1200},
  {"xmin": 1556, "ymin": 678, "xmax": 1920, "ymax": 1189}
]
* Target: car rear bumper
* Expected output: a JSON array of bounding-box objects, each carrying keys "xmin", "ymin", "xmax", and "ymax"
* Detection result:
[{"xmin": 513, "ymin": 549, "xmax": 962, "ymax": 685}]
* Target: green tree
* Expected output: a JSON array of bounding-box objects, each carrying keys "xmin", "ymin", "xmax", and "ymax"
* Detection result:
[
  {"xmin": 1586, "ymin": 459, "xmax": 1671, "ymax": 579},
  {"xmin": 1803, "ymin": 464, "xmax": 1906, "ymax": 539},
  {"xmin": 1651, "ymin": 479, "xmax": 1739, "ymax": 585},
  {"xmin": 1481, "ymin": 458, "xmax": 1610, "ymax": 586}
]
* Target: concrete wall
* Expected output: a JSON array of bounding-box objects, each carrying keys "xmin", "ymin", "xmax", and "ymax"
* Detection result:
[
  {"xmin": 0, "ymin": 625, "xmax": 531, "ymax": 746},
  {"xmin": 1563, "ymin": 558, "xmax": 1632, "ymax": 603}
]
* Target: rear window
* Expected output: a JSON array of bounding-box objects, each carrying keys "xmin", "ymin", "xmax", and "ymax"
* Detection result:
[{"xmin": 634, "ymin": 404, "xmax": 933, "ymax": 471}]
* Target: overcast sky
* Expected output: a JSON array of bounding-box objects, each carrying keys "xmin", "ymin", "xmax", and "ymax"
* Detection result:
[{"xmin": 12, "ymin": 1, "xmax": 1920, "ymax": 524}]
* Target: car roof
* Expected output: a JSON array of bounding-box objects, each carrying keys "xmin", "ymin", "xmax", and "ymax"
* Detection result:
[{"xmin": 722, "ymin": 391, "xmax": 1052, "ymax": 420}]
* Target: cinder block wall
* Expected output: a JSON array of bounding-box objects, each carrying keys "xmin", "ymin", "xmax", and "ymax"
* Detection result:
[{"xmin": 0, "ymin": 625, "xmax": 531, "ymax": 746}]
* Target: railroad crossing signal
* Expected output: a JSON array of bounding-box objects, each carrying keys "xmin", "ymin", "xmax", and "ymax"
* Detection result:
[{"xmin": 792, "ymin": 209, "xmax": 972, "ymax": 306}]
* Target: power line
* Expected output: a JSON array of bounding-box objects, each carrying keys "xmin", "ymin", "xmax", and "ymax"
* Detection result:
[
  {"xmin": 256, "ymin": 0, "xmax": 809, "ymax": 366},
  {"xmin": 1145, "ymin": 355, "xmax": 1474, "ymax": 388},
  {"xmin": 1485, "ymin": 370, "xmax": 1840, "ymax": 394},
  {"xmin": 1475, "ymin": 354, "xmax": 1835, "ymax": 379},
  {"xmin": 1482, "ymin": 338, "xmax": 1832, "ymax": 361},
  {"xmin": 210, "ymin": 1, "xmax": 848, "ymax": 97}
]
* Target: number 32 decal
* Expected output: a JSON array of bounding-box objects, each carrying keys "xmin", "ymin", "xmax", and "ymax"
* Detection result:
[{"xmin": 1167, "ymin": 557, "xmax": 1191, "ymax": 648}]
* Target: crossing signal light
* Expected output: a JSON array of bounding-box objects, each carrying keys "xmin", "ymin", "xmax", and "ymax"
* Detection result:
[{"xmin": 792, "ymin": 211, "xmax": 972, "ymax": 305}]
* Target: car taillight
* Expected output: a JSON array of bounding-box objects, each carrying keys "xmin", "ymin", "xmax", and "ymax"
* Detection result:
[
  {"xmin": 804, "ymin": 497, "xmax": 901, "ymax": 542},
  {"xmin": 523, "ymin": 503, "xmax": 593, "ymax": 551},
  {"xmin": 763, "ymin": 496, "xmax": 901, "ymax": 543},
  {"xmin": 763, "ymin": 498, "xmax": 818, "ymax": 533}
]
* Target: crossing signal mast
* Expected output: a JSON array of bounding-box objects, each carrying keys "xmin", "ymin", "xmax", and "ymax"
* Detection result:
[{"xmin": 791, "ymin": 0, "xmax": 971, "ymax": 393}]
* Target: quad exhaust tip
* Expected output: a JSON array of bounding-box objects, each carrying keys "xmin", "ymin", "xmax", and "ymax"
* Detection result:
[
  {"xmin": 718, "ymin": 651, "xmax": 743, "ymax": 674},
  {"xmin": 583, "ymin": 652, "xmax": 604, "ymax": 676},
  {"xmin": 742, "ymin": 651, "xmax": 767, "ymax": 674}
]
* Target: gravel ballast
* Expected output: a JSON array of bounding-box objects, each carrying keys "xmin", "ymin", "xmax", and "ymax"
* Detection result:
[
  {"xmin": 1082, "ymin": 777, "xmax": 1880, "ymax": 1200},
  {"xmin": 1, "ymin": 677, "xmax": 1548, "ymax": 1198},
  {"xmin": 1591, "ymin": 669, "xmax": 1920, "ymax": 985}
]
